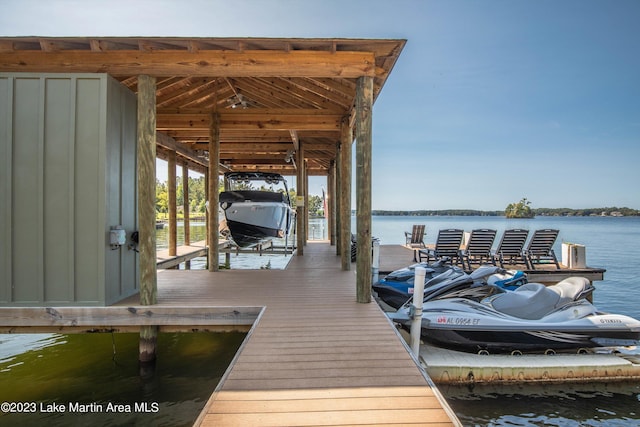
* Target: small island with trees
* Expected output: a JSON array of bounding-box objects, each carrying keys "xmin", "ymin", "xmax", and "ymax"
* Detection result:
[{"xmin": 505, "ymin": 198, "xmax": 535, "ymax": 219}]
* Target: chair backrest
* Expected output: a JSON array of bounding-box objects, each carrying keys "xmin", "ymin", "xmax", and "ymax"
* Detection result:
[
  {"xmin": 409, "ymin": 224, "xmax": 426, "ymax": 243},
  {"xmin": 526, "ymin": 229, "xmax": 559, "ymax": 255},
  {"xmin": 466, "ymin": 229, "xmax": 497, "ymax": 255},
  {"xmin": 435, "ymin": 228, "xmax": 464, "ymax": 256},
  {"xmin": 496, "ymin": 229, "xmax": 529, "ymax": 256}
]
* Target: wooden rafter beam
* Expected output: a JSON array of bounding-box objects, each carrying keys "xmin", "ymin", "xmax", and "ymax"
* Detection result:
[
  {"xmin": 221, "ymin": 151, "xmax": 334, "ymax": 161},
  {"xmin": 210, "ymin": 142, "xmax": 337, "ymax": 151},
  {"xmin": 155, "ymin": 131, "xmax": 207, "ymax": 168},
  {"xmin": 164, "ymin": 129, "xmax": 339, "ymax": 140},
  {"xmin": 0, "ymin": 50, "xmax": 376, "ymax": 77},
  {"xmin": 157, "ymin": 109, "xmax": 342, "ymax": 131},
  {"xmin": 289, "ymin": 130, "xmax": 299, "ymax": 151}
]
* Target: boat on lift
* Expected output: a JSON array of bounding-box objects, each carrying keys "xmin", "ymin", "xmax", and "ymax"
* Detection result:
[{"xmin": 219, "ymin": 172, "xmax": 296, "ymax": 248}]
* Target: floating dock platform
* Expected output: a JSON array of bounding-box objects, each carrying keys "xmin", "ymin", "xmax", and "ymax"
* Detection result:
[{"xmin": 419, "ymin": 344, "xmax": 640, "ymax": 384}]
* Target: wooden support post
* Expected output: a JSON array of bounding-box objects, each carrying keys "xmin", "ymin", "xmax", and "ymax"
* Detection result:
[
  {"xmin": 296, "ymin": 144, "xmax": 305, "ymax": 255},
  {"xmin": 137, "ymin": 74, "xmax": 158, "ymax": 362},
  {"xmin": 340, "ymin": 120, "xmax": 352, "ymax": 271},
  {"xmin": 182, "ymin": 163, "xmax": 191, "ymax": 269},
  {"xmin": 204, "ymin": 170, "xmax": 209, "ymax": 247},
  {"xmin": 335, "ymin": 143, "xmax": 342, "ymax": 255},
  {"xmin": 328, "ymin": 161, "xmax": 336, "ymax": 246},
  {"xmin": 139, "ymin": 324, "xmax": 159, "ymax": 364},
  {"xmin": 208, "ymin": 112, "xmax": 220, "ymax": 272},
  {"xmin": 182, "ymin": 163, "xmax": 190, "ymax": 246},
  {"xmin": 168, "ymin": 150, "xmax": 177, "ymax": 257},
  {"xmin": 304, "ymin": 161, "xmax": 309, "ymax": 244},
  {"xmin": 355, "ymin": 76, "xmax": 373, "ymax": 303}
]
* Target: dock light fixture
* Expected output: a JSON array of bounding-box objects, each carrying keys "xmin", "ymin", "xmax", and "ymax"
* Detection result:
[{"xmin": 284, "ymin": 149, "xmax": 296, "ymax": 168}]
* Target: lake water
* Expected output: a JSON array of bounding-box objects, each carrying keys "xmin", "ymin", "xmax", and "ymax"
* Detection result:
[
  {"xmin": 0, "ymin": 332, "xmax": 245, "ymax": 427},
  {"xmin": 2, "ymin": 215, "xmax": 639, "ymax": 426}
]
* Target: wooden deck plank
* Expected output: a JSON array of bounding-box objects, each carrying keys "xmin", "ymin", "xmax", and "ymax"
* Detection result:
[
  {"xmin": 148, "ymin": 241, "xmax": 458, "ymax": 426},
  {"xmin": 231, "ymin": 359, "xmax": 420, "ymax": 371},
  {"xmin": 214, "ymin": 387, "xmax": 438, "ymax": 400},
  {"xmin": 212, "ymin": 396, "xmax": 441, "ymax": 412},
  {"xmin": 200, "ymin": 408, "xmax": 452, "ymax": 427},
  {"xmin": 224, "ymin": 366, "xmax": 423, "ymax": 381}
]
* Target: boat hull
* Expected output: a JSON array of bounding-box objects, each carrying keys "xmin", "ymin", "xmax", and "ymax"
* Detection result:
[
  {"xmin": 421, "ymin": 324, "xmax": 640, "ymax": 353},
  {"xmin": 394, "ymin": 298, "xmax": 640, "ymax": 353},
  {"xmin": 219, "ymin": 173, "xmax": 296, "ymax": 248},
  {"xmin": 223, "ymin": 201, "xmax": 294, "ymax": 248}
]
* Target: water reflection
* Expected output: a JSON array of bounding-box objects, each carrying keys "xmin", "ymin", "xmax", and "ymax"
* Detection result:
[
  {"xmin": 441, "ymin": 381, "xmax": 640, "ymax": 427},
  {"xmin": 0, "ymin": 332, "xmax": 245, "ymax": 427}
]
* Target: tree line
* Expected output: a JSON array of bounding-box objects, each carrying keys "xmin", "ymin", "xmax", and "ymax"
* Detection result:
[
  {"xmin": 372, "ymin": 207, "xmax": 639, "ymax": 217},
  {"xmin": 156, "ymin": 180, "xmax": 639, "ymax": 218}
]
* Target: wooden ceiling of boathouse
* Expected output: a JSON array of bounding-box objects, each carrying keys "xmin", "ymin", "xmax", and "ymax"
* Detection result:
[{"xmin": 0, "ymin": 36, "xmax": 405, "ymax": 176}]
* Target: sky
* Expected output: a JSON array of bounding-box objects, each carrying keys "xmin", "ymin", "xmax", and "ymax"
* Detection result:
[{"xmin": 2, "ymin": 0, "xmax": 638, "ymax": 210}]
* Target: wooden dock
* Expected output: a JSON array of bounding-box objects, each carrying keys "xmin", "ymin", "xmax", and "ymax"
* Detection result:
[
  {"xmin": 156, "ymin": 240, "xmax": 211, "ymax": 269},
  {"xmin": 143, "ymin": 241, "xmax": 460, "ymax": 426}
]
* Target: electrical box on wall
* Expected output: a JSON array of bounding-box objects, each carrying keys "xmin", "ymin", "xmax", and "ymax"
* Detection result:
[{"xmin": 109, "ymin": 226, "xmax": 127, "ymax": 246}]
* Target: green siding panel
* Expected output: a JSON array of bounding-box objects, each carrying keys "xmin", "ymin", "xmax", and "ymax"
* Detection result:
[
  {"xmin": 0, "ymin": 78, "xmax": 11, "ymax": 303},
  {"xmin": 0, "ymin": 73, "xmax": 138, "ymax": 307},
  {"xmin": 43, "ymin": 78, "xmax": 74, "ymax": 303},
  {"xmin": 12, "ymin": 78, "xmax": 43, "ymax": 303},
  {"xmin": 74, "ymin": 77, "xmax": 103, "ymax": 303}
]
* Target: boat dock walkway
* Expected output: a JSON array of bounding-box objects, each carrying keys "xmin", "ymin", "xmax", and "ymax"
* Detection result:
[
  {"xmin": 156, "ymin": 240, "xmax": 212, "ymax": 269},
  {"xmin": 142, "ymin": 241, "xmax": 460, "ymax": 426}
]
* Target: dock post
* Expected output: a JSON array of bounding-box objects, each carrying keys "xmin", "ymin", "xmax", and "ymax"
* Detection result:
[
  {"xmin": 372, "ymin": 237, "xmax": 380, "ymax": 284},
  {"xmin": 208, "ymin": 111, "xmax": 220, "ymax": 271},
  {"xmin": 355, "ymin": 76, "xmax": 373, "ymax": 302},
  {"xmin": 410, "ymin": 267, "xmax": 426, "ymax": 357},
  {"xmin": 339, "ymin": 121, "xmax": 352, "ymax": 270},
  {"xmin": 137, "ymin": 74, "xmax": 158, "ymax": 365}
]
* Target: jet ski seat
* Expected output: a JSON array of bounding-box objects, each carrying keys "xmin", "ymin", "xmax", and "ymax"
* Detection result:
[
  {"xmin": 487, "ymin": 277, "xmax": 593, "ymax": 320},
  {"xmin": 547, "ymin": 277, "xmax": 593, "ymax": 303},
  {"xmin": 487, "ymin": 283, "xmax": 561, "ymax": 320}
]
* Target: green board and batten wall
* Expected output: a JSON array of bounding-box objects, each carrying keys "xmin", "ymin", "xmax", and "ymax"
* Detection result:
[{"xmin": 0, "ymin": 73, "xmax": 139, "ymax": 306}]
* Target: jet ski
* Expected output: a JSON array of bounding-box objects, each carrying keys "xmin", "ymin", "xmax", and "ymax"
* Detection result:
[
  {"xmin": 380, "ymin": 264, "xmax": 510, "ymax": 312},
  {"xmin": 373, "ymin": 260, "xmax": 526, "ymax": 310},
  {"xmin": 373, "ymin": 259, "xmax": 460, "ymax": 310},
  {"xmin": 390, "ymin": 276, "xmax": 640, "ymax": 353}
]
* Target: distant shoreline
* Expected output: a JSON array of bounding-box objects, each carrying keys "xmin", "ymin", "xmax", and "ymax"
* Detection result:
[{"xmin": 371, "ymin": 207, "xmax": 639, "ymax": 217}]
